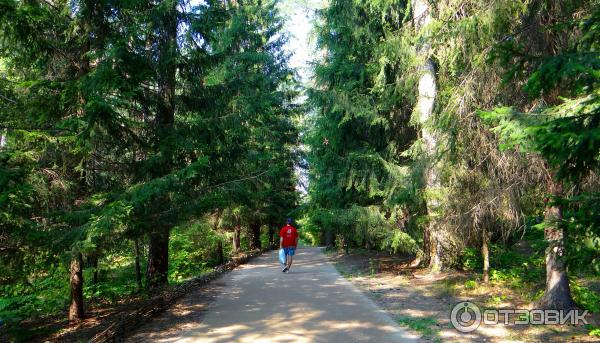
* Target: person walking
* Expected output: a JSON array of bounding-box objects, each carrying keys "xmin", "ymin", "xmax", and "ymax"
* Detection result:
[{"xmin": 279, "ymin": 218, "xmax": 298, "ymax": 273}]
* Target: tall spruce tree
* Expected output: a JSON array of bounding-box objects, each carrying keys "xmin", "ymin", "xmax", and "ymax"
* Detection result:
[
  {"xmin": 306, "ymin": 0, "xmax": 599, "ymax": 311},
  {"xmin": 0, "ymin": 0, "xmax": 299, "ymax": 324}
]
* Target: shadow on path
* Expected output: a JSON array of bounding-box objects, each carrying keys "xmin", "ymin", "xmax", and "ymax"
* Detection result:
[{"xmin": 128, "ymin": 247, "xmax": 417, "ymax": 343}]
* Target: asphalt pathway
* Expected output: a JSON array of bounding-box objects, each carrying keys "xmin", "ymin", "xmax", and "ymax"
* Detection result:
[{"xmin": 129, "ymin": 247, "xmax": 417, "ymax": 342}]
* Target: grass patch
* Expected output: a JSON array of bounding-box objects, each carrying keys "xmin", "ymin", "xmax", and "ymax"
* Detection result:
[
  {"xmin": 586, "ymin": 324, "xmax": 600, "ymax": 337},
  {"xmin": 334, "ymin": 264, "xmax": 364, "ymax": 279},
  {"xmin": 397, "ymin": 316, "xmax": 441, "ymax": 342},
  {"xmin": 368, "ymin": 258, "xmax": 382, "ymax": 277},
  {"xmin": 464, "ymin": 280, "xmax": 478, "ymax": 290},
  {"xmin": 486, "ymin": 294, "xmax": 508, "ymax": 306},
  {"xmin": 432, "ymin": 278, "xmax": 458, "ymax": 298}
]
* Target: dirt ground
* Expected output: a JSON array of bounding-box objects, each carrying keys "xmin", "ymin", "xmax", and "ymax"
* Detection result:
[
  {"xmin": 127, "ymin": 247, "xmax": 418, "ymax": 343},
  {"xmin": 327, "ymin": 249, "xmax": 599, "ymax": 343},
  {"xmin": 126, "ymin": 279, "xmax": 225, "ymax": 342},
  {"xmin": 2, "ymin": 252, "xmax": 256, "ymax": 342},
  {"xmin": 6, "ymin": 283, "xmax": 221, "ymax": 343},
  {"xmin": 1, "ymin": 295, "xmax": 150, "ymax": 343}
]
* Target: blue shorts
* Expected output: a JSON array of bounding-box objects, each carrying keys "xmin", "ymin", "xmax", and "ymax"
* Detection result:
[{"xmin": 283, "ymin": 247, "xmax": 296, "ymax": 256}]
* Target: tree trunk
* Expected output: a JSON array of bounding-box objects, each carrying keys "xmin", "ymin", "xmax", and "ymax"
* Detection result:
[
  {"xmin": 268, "ymin": 226, "xmax": 275, "ymax": 249},
  {"xmin": 482, "ymin": 228, "xmax": 490, "ymax": 284},
  {"xmin": 69, "ymin": 252, "xmax": 84, "ymax": 322},
  {"xmin": 250, "ymin": 222, "xmax": 261, "ymax": 250},
  {"xmin": 420, "ymin": 225, "xmax": 442, "ymax": 271},
  {"xmin": 67, "ymin": 13, "xmax": 91, "ymax": 323},
  {"xmin": 146, "ymin": 230, "xmax": 170, "ymax": 290},
  {"xmin": 134, "ymin": 238, "xmax": 142, "ymax": 290},
  {"xmin": 340, "ymin": 234, "xmax": 349, "ymax": 254},
  {"xmin": 319, "ymin": 230, "xmax": 326, "ymax": 246},
  {"xmin": 216, "ymin": 240, "xmax": 224, "ymax": 265},
  {"xmin": 89, "ymin": 254, "xmax": 99, "ymax": 285},
  {"xmin": 233, "ymin": 226, "xmax": 241, "ymax": 252},
  {"xmin": 412, "ymin": 0, "xmax": 442, "ymax": 272},
  {"xmin": 325, "ymin": 230, "xmax": 334, "ymax": 249},
  {"xmin": 427, "ymin": 229, "xmax": 442, "ymax": 272},
  {"xmin": 146, "ymin": 1, "xmax": 177, "ymax": 291},
  {"xmin": 421, "ymin": 226, "xmax": 431, "ymax": 263},
  {"xmin": 536, "ymin": 179, "xmax": 576, "ymax": 310},
  {"xmin": 0, "ymin": 129, "xmax": 7, "ymax": 149}
]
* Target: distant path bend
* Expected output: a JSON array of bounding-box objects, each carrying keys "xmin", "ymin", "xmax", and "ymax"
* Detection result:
[{"xmin": 129, "ymin": 247, "xmax": 417, "ymax": 342}]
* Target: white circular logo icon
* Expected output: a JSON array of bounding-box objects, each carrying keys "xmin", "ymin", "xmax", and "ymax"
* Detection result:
[{"xmin": 450, "ymin": 301, "xmax": 482, "ymax": 333}]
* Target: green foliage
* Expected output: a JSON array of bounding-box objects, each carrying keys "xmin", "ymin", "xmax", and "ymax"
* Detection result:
[
  {"xmin": 305, "ymin": 0, "xmax": 422, "ymax": 252},
  {"xmin": 479, "ymin": 1, "xmax": 600, "ymax": 281},
  {"xmin": 464, "ymin": 280, "xmax": 478, "ymax": 290},
  {"xmin": 565, "ymin": 195, "xmax": 600, "ymax": 273},
  {"xmin": 379, "ymin": 229, "xmax": 420, "ymax": 255},
  {"xmin": 459, "ymin": 238, "xmax": 546, "ymax": 291},
  {"xmin": 0, "ymin": 264, "xmax": 69, "ymax": 323},
  {"xmin": 84, "ymin": 280, "xmax": 139, "ymax": 304},
  {"xmin": 479, "ymin": 90, "xmax": 600, "ymax": 181},
  {"xmin": 168, "ymin": 221, "xmax": 234, "ymax": 282},
  {"xmin": 306, "ymin": 4, "xmax": 600, "ymax": 314},
  {"xmin": 460, "ymin": 247, "xmax": 482, "ymax": 271},
  {"xmin": 587, "ymin": 325, "xmax": 600, "ymax": 337},
  {"xmin": 0, "ymin": 0, "xmax": 299, "ymax": 330},
  {"xmin": 487, "ymin": 294, "xmax": 508, "ymax": 305},
  {"xmin": 570, "ymin": 281, "xmax": 600, "ymax": 313},
  {"xmin": 488, "ymin": 248, "xmax": 544, "ymax": 287},
  {"xmin": 397, "ymin": 316, "xmax": 441, "ymax": 342},
  {"xmin": 2, "ymin": 0, "xmax": 600, "ymax": 336}
]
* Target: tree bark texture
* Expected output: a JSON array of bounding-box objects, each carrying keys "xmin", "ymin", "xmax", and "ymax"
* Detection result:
[
  {"xmin": 134, "ymin": 238, "xmax": 142, "ymax": 290},
  {"xmin": 268, "ymin": 226, "xmax": 275, "ymax": 249},
  {"xmin": 412, "ymin": 0, "xmax": 442, "ymax": 271},
  {"xmin": 69, "ymin": 252, "xmax": 85, "ymax": 321},
  {"xmin": 146, "ymin": 230, "xmax": 170, "ymax": 290},
  {"xmin": 216, "ymin": 240, "xmax": 224, "ymax": 265},
  {"xmin": 0, "ymin": 130, "xmax": 7, "ymax": 149},
  {"xmin": 482, "ymin": 228, "xmax": 490, "ymax": 284},
  {"xmin": 89, "ymin": 254, "xmax": 99, "ymax": 285},
  {"xmin": 537, "ymin": 179, "xmax": 576, "ymax": 310},
  {"xmin": 233, "ymin": 226, "xmax": 241, "ymax": 252}
]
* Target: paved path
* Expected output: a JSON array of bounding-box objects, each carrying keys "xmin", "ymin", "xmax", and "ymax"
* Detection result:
[{"xmin": 129, "ymin": 247, "xmax": 417, "ymax": 342}]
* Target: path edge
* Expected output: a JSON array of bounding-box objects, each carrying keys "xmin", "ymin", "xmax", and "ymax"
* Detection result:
[
  {"xmin": 90, "ymin": 248, "xmax": 268, "ymax": 343},
  {"xmin": 320, "ymin": 248, "xmax": 420, "ymax": 342}
]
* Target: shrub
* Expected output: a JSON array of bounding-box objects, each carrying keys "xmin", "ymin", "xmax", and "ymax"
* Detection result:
[
  {"xmin": 571, "ymin": 281, "xmax": 600, "ymax": 313},
  {"xmin": 464, "ymin": 280, "xmax": 478, "ymax": 290}
]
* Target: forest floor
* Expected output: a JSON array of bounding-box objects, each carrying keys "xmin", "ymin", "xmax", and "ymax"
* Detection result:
[
  {"xmin": 328, "ymin": 249, "xmax": 600, "ymax": 342},
  {"xmin": 7, "ymin": 277, "xmax": 223, "ymax": 343},
  {"xmin": 2, "ymin": 251, "xmax": 256, "ymax": 343},
  {"xmin": 3, "ymin": 292, "xmax": 149, "ymax": 342}
]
